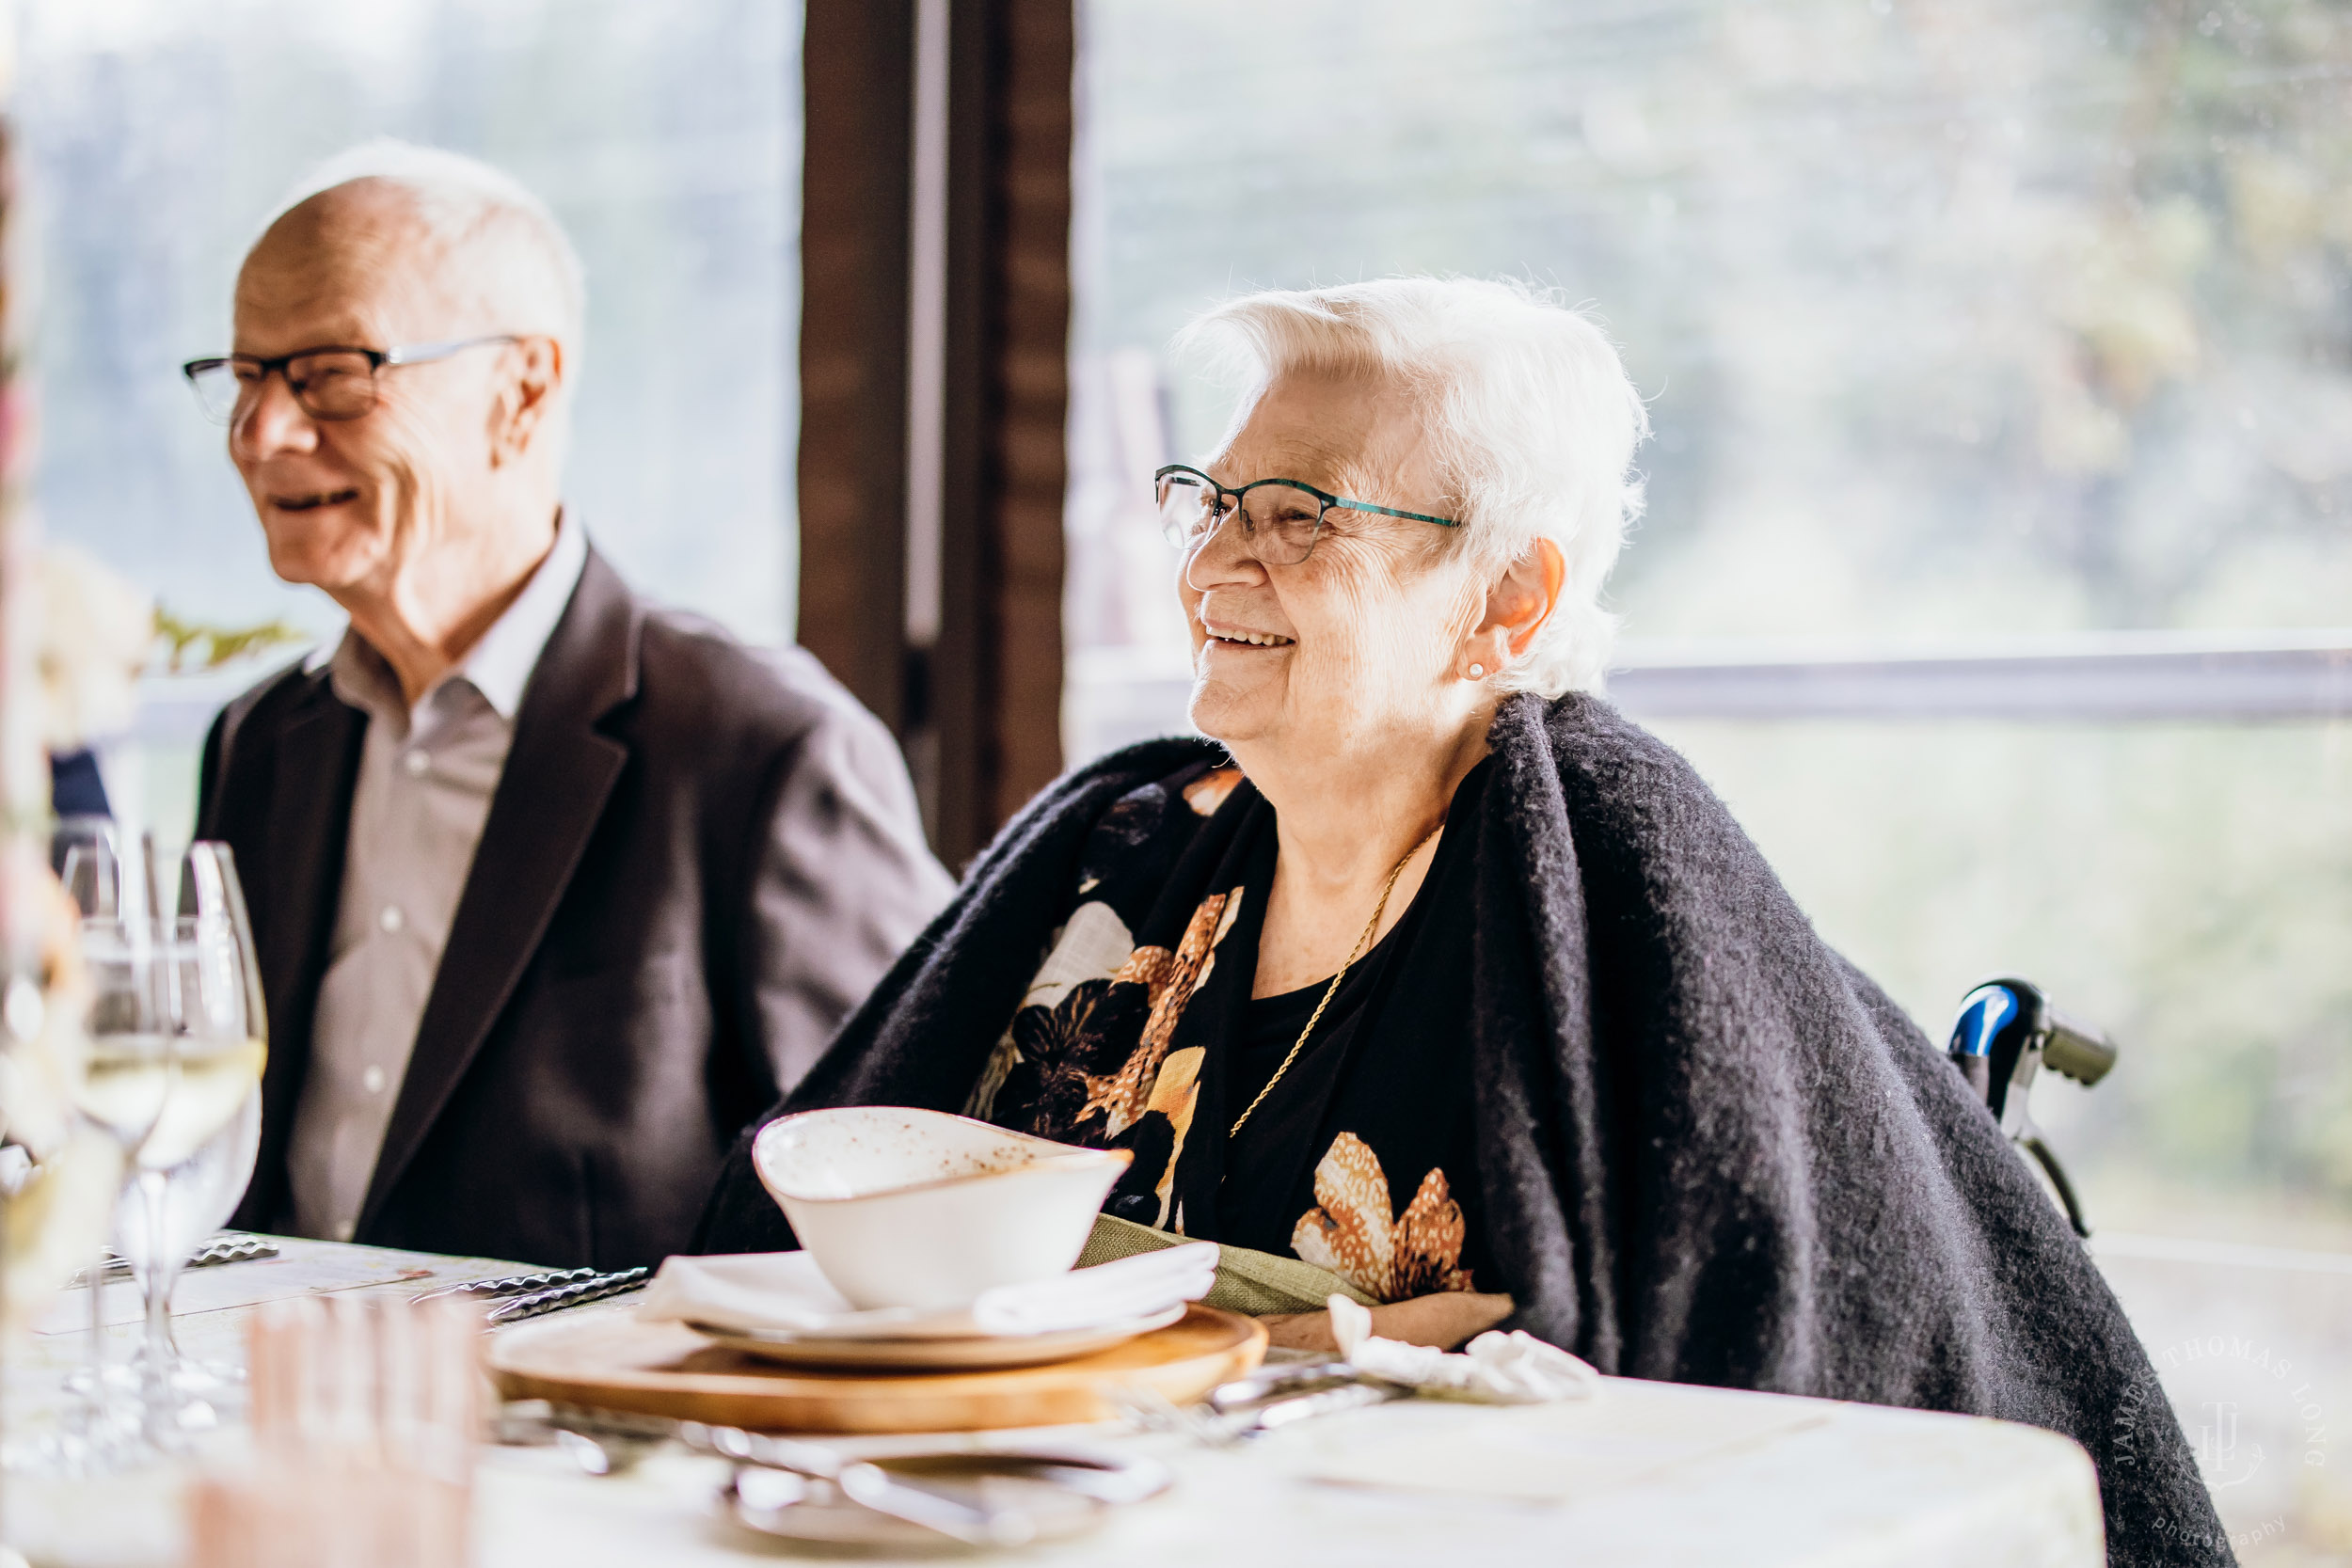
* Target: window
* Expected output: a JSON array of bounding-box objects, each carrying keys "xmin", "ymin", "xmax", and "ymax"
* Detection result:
[
  {"xmin": 1070, "ymin": 2, "xmax": 2352, "ymax": 1541},
  {"xmin": 24, "ymin": 0, "xmax": 799, "ymax": 832}
]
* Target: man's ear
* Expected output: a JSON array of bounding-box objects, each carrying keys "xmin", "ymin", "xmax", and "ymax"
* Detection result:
[
  {"xmin": 487, "ymin": 337, "xmax": 564, "ymax": 467},
  {"xmin": 1469, "ymin": 536, "xmax": 1565, "ymax": 669}
]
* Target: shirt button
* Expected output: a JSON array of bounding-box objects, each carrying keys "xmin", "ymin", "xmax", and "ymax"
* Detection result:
[
  {"xmin": 362, "ymin": 1065, "xmax": 387, "ymax": 1095},
  {"xmin": 379, "ymin": 905, "xmax": 405, "ymax": 934},
  {"xmin": 332, "ymin": 1219, "xmax": 356, "ymax": 1243},
  {"xmin": 403, "ymin": 751, "xmax": 430, "ymax": 777}
]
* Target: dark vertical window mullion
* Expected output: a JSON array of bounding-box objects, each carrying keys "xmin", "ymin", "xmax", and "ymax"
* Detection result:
[
  {"xmin": 796, "ymin": 0, "xmax": 916, "ymax": 736},
  {"xmin": 930, "ymin": 0, "xmax": 996, "ymax": 866},
  {"xmin": 803, "ymin": 0, "xmax": 1068, "ymax": 867}
]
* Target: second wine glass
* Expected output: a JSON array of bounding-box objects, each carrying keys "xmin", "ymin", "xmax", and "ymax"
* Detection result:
[{"xmin": 122, "ymin": 844, "xmax": 268, "ymax": 1449}]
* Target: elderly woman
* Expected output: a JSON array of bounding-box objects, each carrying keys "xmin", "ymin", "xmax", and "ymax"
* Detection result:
[{"xmin": 700, "ymin": 279, "xmax": 2220, "ymax": 1563}]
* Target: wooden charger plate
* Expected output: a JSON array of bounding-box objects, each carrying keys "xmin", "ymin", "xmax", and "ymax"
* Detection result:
[{"xmin": 489, "ymin": 1302, "xmax": 1267, "ymax": 1433}]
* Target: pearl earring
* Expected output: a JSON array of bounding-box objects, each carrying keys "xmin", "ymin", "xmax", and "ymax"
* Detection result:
[{"xmin": 1469, "ymin": 663, "xmax": 1485, "ymax": 678}]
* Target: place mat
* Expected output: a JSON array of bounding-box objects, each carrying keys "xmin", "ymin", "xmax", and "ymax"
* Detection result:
[{"xmin": 489, "ymin": 1301, "xmax": 1266, "ymax": 1433}]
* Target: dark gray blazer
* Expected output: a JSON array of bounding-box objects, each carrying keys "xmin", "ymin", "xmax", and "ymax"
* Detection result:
[{"xmin": 199, "ymin": 547, "xmax": 950, "ymax": 1270}]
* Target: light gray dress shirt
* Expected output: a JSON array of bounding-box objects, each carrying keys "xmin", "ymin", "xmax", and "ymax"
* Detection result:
[{"xmin": 288, "ymin": 518, "xmax": 589, "ymax": 1243}]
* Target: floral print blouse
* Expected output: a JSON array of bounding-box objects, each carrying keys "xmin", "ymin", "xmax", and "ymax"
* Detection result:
[{"xmin": 965, "ymin": 757, "xmax": 1495, "ymax": 1304}]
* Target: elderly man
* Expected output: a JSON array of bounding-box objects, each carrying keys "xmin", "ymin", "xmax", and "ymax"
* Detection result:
[{"xmin": 190, "ymin": 143, "xmax": 952, "ymax": 1270}]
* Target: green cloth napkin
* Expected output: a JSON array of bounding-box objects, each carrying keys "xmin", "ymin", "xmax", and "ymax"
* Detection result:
[{"xmin": 1079, "ymin": 1212, "xmax": 1377, "ymax": 1315}]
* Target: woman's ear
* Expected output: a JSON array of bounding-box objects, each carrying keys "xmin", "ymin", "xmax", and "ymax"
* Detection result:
[{"xmin": 1469, "ymin": 536, "xmax": 1565, "ymax": 672}]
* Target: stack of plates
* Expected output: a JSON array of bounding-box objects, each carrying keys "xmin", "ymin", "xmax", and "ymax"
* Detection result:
[
  {"xmin": 640, "ymin": 1249, "xmax": 1206, "ymax": 1372},
  {"xmin": 692, "ymin": 1304, "xmax": 1190, "ymax": 1370}
]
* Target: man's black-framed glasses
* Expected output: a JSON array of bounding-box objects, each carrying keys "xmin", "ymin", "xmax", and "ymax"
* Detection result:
[
  {"xmin": 1153, "ymin": 463, "xmax": 1461, "ymax": 566},
  {"xmin": 180, "ymin": 335, "xmax": 524, "ymax": 425}
]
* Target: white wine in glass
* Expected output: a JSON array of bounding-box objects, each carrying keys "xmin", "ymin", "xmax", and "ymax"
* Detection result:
[
  {"xmin": 53, "ymin": 911, "xmax": 175, "ymax": 1472},
  {"xmin": 132, "ymin": 1031, "xmax": 264, "ymax": 1173},
  {"xmin": 124, "ymin": 845, "xmax": 267, "ymax": 1446},
  {"xmin": 73, "ymin": 1035, "xmax": 177, "ymax": 1155}
]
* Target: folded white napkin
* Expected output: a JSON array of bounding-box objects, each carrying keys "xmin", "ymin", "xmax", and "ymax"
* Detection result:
[
  {"xmin": 1328, "ymin": 1294, "xmax": 1602, "ymax": 1404},
  {"xmin": 975, "ymin": 1242, "xmax": 1216, "ymax": 1334},
  {"xmin": 638, "ymin": 1243, "xmax": 1218, "ymax": 1341}
]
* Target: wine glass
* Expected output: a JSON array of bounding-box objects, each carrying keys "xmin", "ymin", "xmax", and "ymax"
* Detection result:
[
  {"xmin": 35, "ymin": 819, "xmax": 171, "ymax": 1473},
  {"xmin": 120, "ymin": 845, "xmax": 266, "ymax": 1447},
  {"xmin": 61, "ymin": 927, "xmax": 177, "ymax": 1468}
]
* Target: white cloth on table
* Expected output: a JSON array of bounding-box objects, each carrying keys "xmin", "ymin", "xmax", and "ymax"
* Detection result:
[{"xmin": 1328, "ymin": 1293, "xmax": 1601, "ymax": 1403}]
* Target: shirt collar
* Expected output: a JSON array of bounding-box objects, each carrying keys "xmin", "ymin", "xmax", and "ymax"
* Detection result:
[
  {"xmin": 325, "ymin": 510, "xmax": 590, "ymax": 728},
  {"xmin": 456, "ymin": 510, "xmax": 588, "ymax": 721}
]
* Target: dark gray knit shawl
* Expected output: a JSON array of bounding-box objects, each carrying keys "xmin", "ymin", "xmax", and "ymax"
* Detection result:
[{"xmin": 696, "ymin": 692, "xmax": 2228, "ymax": 1566}]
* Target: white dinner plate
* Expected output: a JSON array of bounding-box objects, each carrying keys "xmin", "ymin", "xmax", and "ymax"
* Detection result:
[{"xmin": 689, "ymin": 1304, "xmax": 1186, "ymax": 1370}]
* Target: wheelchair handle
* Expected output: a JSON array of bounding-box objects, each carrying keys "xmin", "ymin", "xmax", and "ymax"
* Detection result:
[
  {"xmin": 1945, "ymin": 977, "xmax": 2118, "ymax": 1241},
  {"xmin": 2039, "ymin": 1004, "xmax": 2117, "ymax": 1088}
]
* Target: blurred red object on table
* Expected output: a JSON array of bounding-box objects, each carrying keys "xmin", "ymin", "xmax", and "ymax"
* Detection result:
[{"xmin": 185, "ymin": 1292, "xmax": 482, "ymax": 1568}]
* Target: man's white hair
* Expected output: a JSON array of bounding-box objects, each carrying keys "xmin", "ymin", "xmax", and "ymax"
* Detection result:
[
  {"xmin": 263, "ymin": 138, "xmax": 587, "ymax": 356},
  {"xmin": 1177, "ymin": 277, "xmax": 1648, "ymax": 698}
]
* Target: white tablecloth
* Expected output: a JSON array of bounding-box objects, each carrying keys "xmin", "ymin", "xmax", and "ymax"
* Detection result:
[{"xmin": 5, "ymin": 1237, "xmax": 2105, "ymax": 1568}]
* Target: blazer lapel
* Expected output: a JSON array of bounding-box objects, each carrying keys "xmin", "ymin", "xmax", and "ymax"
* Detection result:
[
  {"xmin": 240, "ymin": 676, "xmax": 367, "ymax": 1229},
  {"xmin": 357, "ymin": 552, "xmax": 642, "ymax": 1228},
  {"xmin": 258, "ymin": 683, "xmax": 368, "ymax": 1020}
]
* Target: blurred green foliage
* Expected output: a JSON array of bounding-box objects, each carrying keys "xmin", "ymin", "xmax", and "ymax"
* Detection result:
[
  {"xmin": 1655, "ymin": 717, "xmax": 2352, "ymax": 1213},
  {"xmin": 152, "ymin": 607, "xmax": 306, "ymax": 673}
]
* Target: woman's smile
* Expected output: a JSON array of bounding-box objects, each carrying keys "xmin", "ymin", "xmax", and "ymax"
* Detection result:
[{"xmin": 1200, "ymin": 616, "xmax": 1296, "ymax": 650}]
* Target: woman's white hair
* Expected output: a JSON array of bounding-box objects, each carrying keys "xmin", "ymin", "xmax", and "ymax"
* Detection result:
[
  {"xmin": 1176, "ymin": 277, "xmax": 1648, "ymax": 698},
  {"xmin": 262, "ymin": 138, "xmax": 587, "ymax": 356}
]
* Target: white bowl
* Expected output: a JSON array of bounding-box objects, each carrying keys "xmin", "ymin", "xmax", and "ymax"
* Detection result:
[{"xmin": 751, "ymin": 1107, "xmax": 1133, "ymax": 1311}]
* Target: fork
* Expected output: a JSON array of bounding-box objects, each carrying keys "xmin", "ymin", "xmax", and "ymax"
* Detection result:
[
  {"xmin": 501, "ymin": 1403, "xmax": 1035, "ymax": 1546},
  {"xmin": 407, "ymin": 1267, "xmax": 602, "ymax": 1305},
  {"xmin": 68, "ymin": 1232, "xmax": 281, "ymax": 1288},
  {"xmin": 1111, "ymin": 1371, "xmax": 1410, "ymax": 1445},
  {"xmin": 407, "ymin": 1265, "xmax": 649, "ymax": 1323}
]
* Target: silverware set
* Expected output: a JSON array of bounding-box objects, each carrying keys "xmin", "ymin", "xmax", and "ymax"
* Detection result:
[
  {"xmin": 410, "ymin": 1266, "xmax": 650, "ymax": 1324},
  {"xmin": 497, "ymin": 1401, "xmax": 1172, "ymax": 1548},
  {"xmin": 1112, "ymin": 1359, "xmax": 1411, "ymax": 1444},
  {"xmin": 68, "ymin": 1232, "xmax": 280, "ymax": 1288},
  {"xmin": 72, "ymin": 1243, "xmax": 648, "ymax": 1331},
  {"xmin": 496, "ymin": 1359, "xmax": 1406, "ymax": 1548}
]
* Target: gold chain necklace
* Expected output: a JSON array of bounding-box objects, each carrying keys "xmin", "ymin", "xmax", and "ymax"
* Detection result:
[{"xmin": 1229, "ymin": 820, "xmax": 1445, "ymax": 1137}]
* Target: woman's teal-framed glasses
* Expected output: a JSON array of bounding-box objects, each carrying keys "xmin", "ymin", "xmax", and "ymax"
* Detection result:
[{"xmin": 1153, "ymin": 464, "xmax": 1461, "ymax": 565}]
